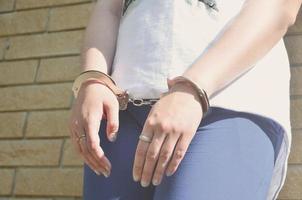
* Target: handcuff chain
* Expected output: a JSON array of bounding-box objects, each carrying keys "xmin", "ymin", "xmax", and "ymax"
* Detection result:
[{"xmin": 128, "ymin": 98, "xmax": 159, "ymax": 106}]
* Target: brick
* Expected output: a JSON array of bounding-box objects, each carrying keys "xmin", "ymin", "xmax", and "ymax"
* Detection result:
[
  {"xmin": 0, "ymin": 139, "xmax": 62, "ymax": 166},
  {"xmin": 290, "ymin": 66, "xmax": 302, "ymax": 96},
  {"xmin": 49, "ymin": 3, "xmax": 93, "ymax": 31},
  {"xmin": 0, "ymin": 112, "xmax": 26, "ymax": 138},
  {"xmin": 291, "ymin": 98, "xmax": 302, "ymax": 129},
  {"xmin": 54, "ymin": 198, "xmax": 79, "ymax": 200},
  {"xmin": 36, "ymin": 56, "xmax": 81, "ymax": 83},
  {"xmin": 287, "ymin": 9, "xmax": 302, "ymax": 34},
  {"xmin": 5, "ymin": 30, "xmax": 84, "ymax": 60},
  {"xmin": 0, "ymin": 60, "xmax": 38, "ymax": 86},
  {"xmin": 0, "ymin": 0, "xmax": 14, "ymax": 13},
  {"xmin": 284, "ymin": 35, "xmax": 302, "ymax": 65},
  {"xmin": 26, "ymin": 110, "xmax": 71, "ymax": 138},
  {"xmin": 15, "ymin": 168, "xmax": 83, "ymax": 196},
  {"xmin": 53, "ymin": 198, "xmax": 78, "ymax": 200},
  {"xmin": 288, "ymin": 130, "xmax": 302, "ymax": 164},
  {"xmin": 0, "ymin": 83, "xmax": 72, "ymax": 111},
  {"xmin": 0, "ymin": 198, "xmax": 52, "ymax": 200},
  {"xmin": 0, "ymin": 169, "xmax": 14, "ymax": 195},
  {"xmin": 0, "ymin": 37, "xmax": 8, "ymax": 60},
  {"xmin": 0, "ymin": 9, "xmax": 48, "ymax": 37},
  {"xmin": 278, "ymin": 165, "xmax": 302, "ymax": 199},
  {"xmin": 62, "ymin": 139, "xmax": 83, "ymax": 166},
  {"xmin": 16, "ymin": 0, "xmax": 91, "ymax": 10}
]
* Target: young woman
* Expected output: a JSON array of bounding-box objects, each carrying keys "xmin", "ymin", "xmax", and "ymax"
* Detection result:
[{"xmin": 68, "ymin": 0, "xmax": 301, "ymax": 199}]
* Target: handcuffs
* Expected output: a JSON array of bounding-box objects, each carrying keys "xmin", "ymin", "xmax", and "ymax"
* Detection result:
[{"xmin": 71, "ymin": 70, "xmax": 210, "ymax": 113}]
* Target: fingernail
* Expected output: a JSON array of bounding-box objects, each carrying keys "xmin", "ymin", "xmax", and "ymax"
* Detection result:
[
  {"xmin": 141, "ymin": 180, "xmax": 149, "ymax": 187},
  {"xmin": 133, "ymin": 173, "xmax": 139, "ymax": 182},
  {"xmin": 102, "ymin": 171, "xmax": 110, "ymax": 178},
  {"xmin": 152, "ymin": 178, "xmax": 159, "ymax": 186},
  {"xmin": 93, "ymin": 169, "xmax": 100, "ymax": 176},
  {"xmin": 93, "ymin": 169, "xmax": 109, "ymax": 178},
  {"xmin": 166, "ymin": 171, "xmax": 173, "ymax": 176},
  {"xmin": 110, "ymin": 132, "xmax": 117, "ymax": 142},
  {"xmin": 105, "ymin": 165, "xmax": 111, "ymax": 172}
]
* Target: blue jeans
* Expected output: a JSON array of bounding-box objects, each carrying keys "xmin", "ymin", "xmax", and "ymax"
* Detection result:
[{"xmin": 83, "ymin": 102, "xmax": 284, "ymax": 200}]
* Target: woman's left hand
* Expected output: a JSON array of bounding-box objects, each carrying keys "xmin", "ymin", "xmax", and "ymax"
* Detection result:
[{"xmin": 132, "ymin": 81, "xmax": 204, "ymax": 187}]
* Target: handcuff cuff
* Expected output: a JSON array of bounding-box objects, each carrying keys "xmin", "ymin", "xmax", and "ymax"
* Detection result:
[{"xmin": 71, "ymin": 70, "xmax": 210, "ymax": 114}]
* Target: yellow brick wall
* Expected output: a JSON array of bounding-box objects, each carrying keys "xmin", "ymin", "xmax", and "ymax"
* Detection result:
[
  {"xmin": 0, "ymin": 0, "xmax": 94, "ymax": 199},
  {"xmin": 0, "ymin": 0, "xmax": 301, "ymax": 199},
  {"xmin": 279, "ymin": 7, "xmax": 302, "ymax": 200}
]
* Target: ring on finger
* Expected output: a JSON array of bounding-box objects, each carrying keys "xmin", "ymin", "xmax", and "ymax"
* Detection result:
[
  {"xmin": 77, "ymin": 132, "xmax": 86, "ymax": 143},
  {"xmin": 139, "ymin": 133, "xmax": 152, "ymax": 143}
]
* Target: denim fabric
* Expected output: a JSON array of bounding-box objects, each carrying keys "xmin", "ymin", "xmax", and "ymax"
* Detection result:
[
  {"xmin": 112, "ymin": 1, "xmax": 291, "ymax": 199},
  {"xmin": 83, "ymin": 103, "xmax": 284, "ymax": 200}
]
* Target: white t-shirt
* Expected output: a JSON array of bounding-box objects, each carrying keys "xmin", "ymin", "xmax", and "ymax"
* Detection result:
[{"xmin": 110, "ymin": 0, "xmax": 292, "ymax": 199}]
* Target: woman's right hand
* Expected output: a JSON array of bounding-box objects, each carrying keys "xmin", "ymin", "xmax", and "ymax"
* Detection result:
[{"xmin": 68, "ymin": 80, "xmax": 120, "ymax": 177}]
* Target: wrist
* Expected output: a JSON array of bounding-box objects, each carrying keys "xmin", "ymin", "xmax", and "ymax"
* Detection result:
[
  {"xmin": 80, "ymin": 79, "xmax": 113, "ymax": 94},
  {"xmin": 82, "ymin": 78, "xmax": 107, "ymax": 88},
  {"xmin": 168, "ymin": 81, "xmax": 200, "ymax": 101},
  {"xmin": 181, "ymin": 72, "xmax": 213, "ymax": 99},
  {"xmin": 166, "ymin": 76, "xmax": 210, "ymax": 114}
]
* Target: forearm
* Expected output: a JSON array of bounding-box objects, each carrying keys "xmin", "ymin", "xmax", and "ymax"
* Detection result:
[
  {"xmin": 182, "ymin": 0, "xmax": 301, "ymax": 99},
  {"xmin": 80, "ymin": 1, "xmax": 123, "ymax": 74}
]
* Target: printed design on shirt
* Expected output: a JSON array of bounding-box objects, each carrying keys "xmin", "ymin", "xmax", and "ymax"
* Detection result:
[
  {"xmin": 199, "ymin": 0, "xmax": 219, "ymax": 11},
  {"xmin": 122, "ymin": 0, "xmax": 136, "ymax": 16},
  {"xmin": 122, "ymin": 0, "xmax": 219, "ymax": 17},
  {"xmin": 187, "ymin": 0, "xmax": 219, "ymax": 12}
]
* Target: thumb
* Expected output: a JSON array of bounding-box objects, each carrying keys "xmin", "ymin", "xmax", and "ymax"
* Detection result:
[{"xmin": 104, "ymin": 102, "xmax": 119, "ymax": 142}]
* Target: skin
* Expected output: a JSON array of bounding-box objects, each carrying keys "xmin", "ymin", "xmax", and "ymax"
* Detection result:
[
  {"xmin": 68, "ymin": 0, "xmax": 301, "ymax": 187},
  {"xmin": 134, "ymin": 0, "xmax": 301, "ymax": 187},
  {"xmin": 68, "ymin": 0, "xmax": 124, "ymax": 177}
]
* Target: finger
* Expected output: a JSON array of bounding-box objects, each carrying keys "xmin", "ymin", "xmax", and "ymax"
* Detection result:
[
  {"xmin": 104, "ymin": 102, "xmax": 119, "ymax": 142},
  {"xmin": 140, "ymin": 130, "xmax": 167, "ymax": 187},
  {"xmin": 73, "ymin": 126, "xmax": 104, "ymax": 173},
  {"xmin": 132, "ymin": 120, "xmax": 154, "ymax": 183},
  {"xmin": 165, "ymin": 133, "xmax": 191, "ymax": 177},
  {"xmin": 75, "ymin": 141, "xmax": 104, "ymax": 176},
  {"xmin": 68, "ymin": 118, "xmax": 83, "ymax": 155},
  {"xmin": 78, "ymin": 132, "xmax": 109, "ymax": 177},
  {"xmin": 70, "ymin": 130, "xmax": 95, "ymax": 174},
  {"xmin": 152, "ymin": 134, "xmax": 179, "ymax": 186},
  {"xmin": 68, "ymin": 104, "xmax": 109, "ymax": 176},
  {"xmin": 68, "ymin": 120, "xmax": 98, "ymax": 174},
  {"xmin": 82, "ymin": 116, "xmax": 112, "ymax": 174},
  {"xmin": 70, "ymin": 128, "xmax": 83, "ymax": 155}
]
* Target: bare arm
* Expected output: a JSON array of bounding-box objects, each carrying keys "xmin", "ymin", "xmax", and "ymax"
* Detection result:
[
  {"xmin": 115, "ymin": 0, "xmax": 302, "ymax": 186},
  {"xmin": 182, "ymin": 0, "xmax": 302, "ymax": 99},
  {"xmin": 80, "ymin": 0, "xmax": 124, "ymax": 74},
  {"xmin": 68, "ymin": 0, "xmax": 125, "ymax": 178}
]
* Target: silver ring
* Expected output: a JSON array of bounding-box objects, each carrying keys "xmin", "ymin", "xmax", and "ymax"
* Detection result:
[
  {"xmin": 139, "ymin": 134, "xmax": 152, "ymax": 143},
  {"xmin": 77, "ymin": 133, "xmax": 86, "ymax": 143}
]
